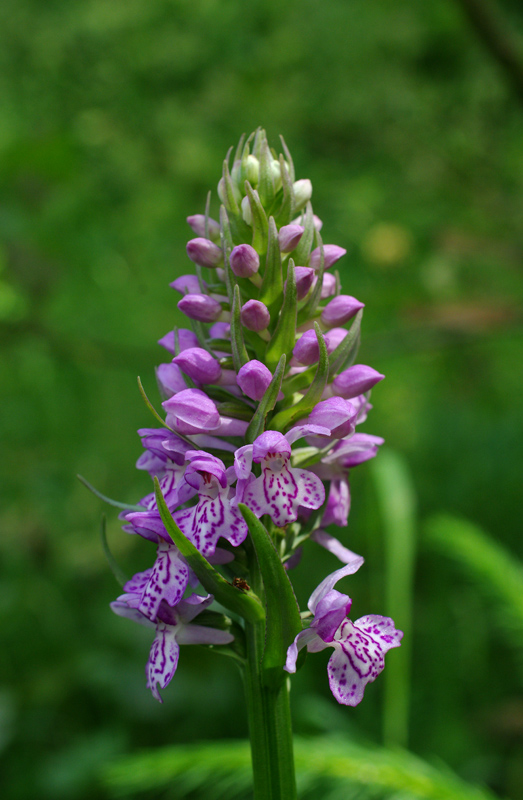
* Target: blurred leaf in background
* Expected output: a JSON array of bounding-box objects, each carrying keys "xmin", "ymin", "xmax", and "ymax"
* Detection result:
[{"xmin": 0, "ymin": 0, "xmax": 522, "ymax": 798}]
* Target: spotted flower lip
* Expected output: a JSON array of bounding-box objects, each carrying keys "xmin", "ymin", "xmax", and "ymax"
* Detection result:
[
  {"xmin": 111, "ymin": 591, "xmax": 233, "ymax": 702},
  {"xmin": 172, "ymin": 453, "xmax": 248, "ymax": 557},
  {"xmin": 285, "ymin": 561, "xmax": 403, "ymax": 706},
  {"xmin": 237, "ymin": 428, "xmax": 330, "ymax": 528}
]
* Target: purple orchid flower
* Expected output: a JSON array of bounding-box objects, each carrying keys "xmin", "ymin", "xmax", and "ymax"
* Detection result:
[
  {"xmin": 172, "ymin": 451, "xmax": 248, "ymax": 557},
  {"xmin": 285, "ymin": 561, "xmax": 403, "ymax": 705},
  {"xmin": 111, "ymin": 591, "xmax": 233, "ymax": 702},
  {"xmin": 122, "ymin": 542, "xmax": 190, "ymax": 621},
  {"xmin": 236, "ymin": 427, "xmax": 329, "ymax": 528}
]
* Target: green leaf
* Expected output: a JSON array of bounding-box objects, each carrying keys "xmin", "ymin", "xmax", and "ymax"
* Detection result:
[
  {"xmin": 137, "ymin": 376, "xmax": 175, "ymax": 432},
  {"xmin": 426, "ymin": 514, "xmax": 523, "ymax": 645},
  {"xmin": 271, "ymin": 323, "xmax": 329, "ymax": 431},
  {"xmin": 246, "ymin": 354, "xmax": 286, "ymax": 443},
  {"xmin": 259, "ymin": 216, "xmax": 283, "ymax": 314},
  {"xmin": 216, "ymin": 401, "xmax": 253, "ymax": 421},
  {"xmin": 77, "ymin": 474, "xmax": 143, "ymax": 512},
  {"xmin": 244, "ymin": 181, "xmax": 269, "ymax": 254},
  {"xmin": 100, "ymin": 515, "xmax": 128, "ymax": 587},
  {"xmin": 265, "ymin": 258, "xmax": 297, "ymax": 371},
  {"xmin": 371, "ymin": 449, "xmax": 417, "ymax": 748},
  {"xmin": 230, "ymin": 284, "xmax": 249, "ymax": 372},
  {"xmin": 291, "ymin": 201, "xmax": 314, "ymax": 265},
  {"xmin": 279, "ymin": 134, "xmax": 295, "ymax": 182},
  {"xmin": 104, "ymin": 735, "xmax": 500, "ymax": 800},
  {"xmin": 297, "ymin": 232, "xmax": 324, "ymax": 325},
  {"xmin": 274, "ymin": 154, "xmax": 295, "ymax": 225},
  {"xmin": 257, "ymin": 137, "xmax": 275, "ymax": 207},
  {"xmin": 154, "ymin": 478, "xmax": 264, "ymax": 624},
  {"xmin": 239, "ymin": 504, "xmax": 302, "ymax": 688},
  {"xmin": 219, "ymin": 205, "xmax": 236, "ymax": 306},
  {"xmin": 328, "ymin": 307, "xmax": 363, "ymax": 377},
  {"xmin": 221, "ymin": 157, "xmax": 240, "ymax": 215}
]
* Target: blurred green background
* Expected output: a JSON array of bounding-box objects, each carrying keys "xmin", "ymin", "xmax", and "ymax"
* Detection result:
[{"xmin": 1, "ymin": 0, "xmax": 522, "ymax": 798}]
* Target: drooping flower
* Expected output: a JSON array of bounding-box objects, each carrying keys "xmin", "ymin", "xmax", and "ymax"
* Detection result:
[
  {"xmin": 111, "ymin": 590, "xmax": 233, "ymax": 702},
  {"xmin": 285, "ymin": 562, "xmax": 403, "ymax": 705}
]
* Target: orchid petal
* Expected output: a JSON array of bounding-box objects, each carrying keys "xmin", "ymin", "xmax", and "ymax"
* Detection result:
[
  {"xmin": 146, "ymin": 622, "xmax": 180, "ymax": 702},
  {"xmin": 284, "ymin": 628, "xmax": 323, "ymax": 673},
  {"xmin": 308, "ymin": 558, "xmax": 364, "ymax": 613},
  {"xmin": 311, "ymin": 530, "xmax": 361, "ymax": 564},
  {"xmin": 326, "ymin": 616, "xmax": 402, "ymax": 706},
  {"xmin": 138, "ymin": 543, "xmax": 189, "ymax": 621},
  {"xmin": 176, "ymin": 624, "xmax": 235, "ymax": 646},
  {"xmin": 234, "ymin": 444, "xmax": 254, "ymax": 480},
  {"xmin": 110, "ymin": 600, "xmax": 155, "ymax": 629},
  {"xmin": 312, "ymin": 589, "xmax": 352, "ymax": 642},
  {"xmin": 353, "ymin": 615, "xmax": 404, "ymax": 654},
  {"xmin": 285, "ymin": 423, "xmax": 331, "ymax": 445}
]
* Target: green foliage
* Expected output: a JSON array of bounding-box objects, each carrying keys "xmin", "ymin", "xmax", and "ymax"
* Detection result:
[
  {"xmin": 1, "ymin": 0, "xmax": 522, "ymax": 797},
  {"xmin": 426, "ymin": 514, "xmax": 523, "ymax": 662},
  {"xmin": 371, "ymin": 449, "xmax": 417, "ymax": 748},
  {"xmin": 103, "ymin": 736, "xmax": 500, "ymax": 800}
]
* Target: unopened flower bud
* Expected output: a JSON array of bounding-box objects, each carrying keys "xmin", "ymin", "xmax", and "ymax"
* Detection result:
[
  {"xmin": 245, "ymin": 155, "xmax": 259, "ymax": 185},
  {"xmin": 309, "ymin": 244, "xmax": 347, "ymax": 271},
  {"xmin": 324, "ymin": 327, "xmax": 348, "ymax": 352},
  {"xmin": 170, "ymin": 274, "xmax": 206, "ymax": 295},
  {"xmin": 230, "ymin": 244, "xmax": 260, "ymax": 278},
  {"xmin": 241, "ymin": 195, "xmax": 252, "ymax": 226},
  {"xmin": 158, "ymin": 328, "xmax": 199, "ymax": 354},
  {"xmin": 292, "ymin": 213, "xmax": 323, "ymax": 231},
  {"xmin": 278, "ymin": 224, "xmax": 304, "ymax": 253},
  {"xmin": 173, "ymin": 347, "xmax": 222, "ymax": 384},
  {"xmin": 293, "ymin": 329, "xmax": 322, "ymax": 365},
  {"xmin": 308, "ymin": 397, "xmax": 357, "ymax": 439},
  {"xmin": 241, "ymin": 299, "xmax": 270, "ymax": 331},
  {"xmin": 293, "ymin": 179, "xmax": 312, "ymax": 212},
  {"xmin": 237, "ymin": 360, "xmax": 272, "ymax": 400},
  {"xmin": 156, "ymin": 363, "xmax": 187, "ymax": 397},
  {"xmin": 163, "ymin": 388, "xmax": 220, "ymax": 434},
  {"xmin": 332, "ymin": 365, "xmax": 385, "ymax": 399},
  {"xmin": 186, "ymin": 215, "xmax": 221, "ymax": 242},
  {"xmin": 217, "ymin": 176, "xmax": 241, "ymax": 208},
  {"xmin": 321, "ymin": 295, "xmax": 364, "ymax": 327},
  {"xmin": 320, "ymin": 272, "xmax": 337, "ymax": 298},
  {"xmin": 294, "ymin": 267, "xmax": 315, "ymax": 300},
  {"xmin": 209, "ymin": 321, "xmax": 231, "ymax": 339},
  {"xmin": 178, "ymin": 293, "xmax": 223, "ymax": 323},
  {"xmin": 270, "ymin": 159, "xmax": 282, "ymax": 190},
  {"xmin": 186, "ymin": 238, "xmax": 223, "ymax": 269}
]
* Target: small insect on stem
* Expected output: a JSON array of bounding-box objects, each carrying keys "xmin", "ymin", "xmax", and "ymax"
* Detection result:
[{"xmin": 232, "ymin": 577, "xmax": 251, "ymax": 592}]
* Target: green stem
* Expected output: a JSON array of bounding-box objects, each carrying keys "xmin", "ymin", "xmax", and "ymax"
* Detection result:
[
  {"xmin": 242, "ymin": 542, "xmax": 297, "ymax": 800},
  {"xmin": 243, "ymin": 621, "xmax": 297, "ymax": 800}
]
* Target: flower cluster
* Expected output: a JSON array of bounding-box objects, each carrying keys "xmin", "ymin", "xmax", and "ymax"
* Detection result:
[{"xmin": 107, "ymin": 130, "xmax": 402, "ymax": 704}]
